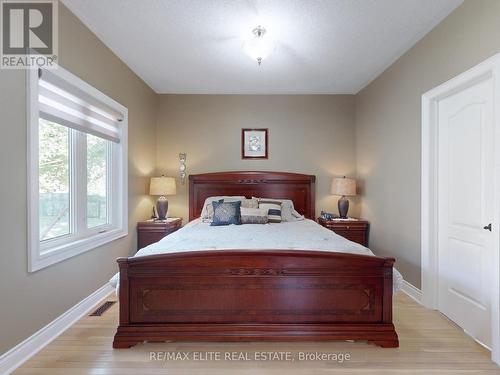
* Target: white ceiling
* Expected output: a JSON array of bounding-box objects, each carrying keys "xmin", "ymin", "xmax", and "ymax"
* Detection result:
[{"xmin": 62, "ymin": 0, "xmax": 463, "ymax": 94}]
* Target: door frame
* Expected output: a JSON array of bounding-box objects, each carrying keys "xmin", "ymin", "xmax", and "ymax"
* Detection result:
[{"xmin": 421, "ymin": 53, "xmax": 500, "ymax": 364}]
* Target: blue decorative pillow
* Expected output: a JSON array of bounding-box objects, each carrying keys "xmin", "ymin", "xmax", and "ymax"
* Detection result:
[{"xmin": 211, "ymin": 200, "xmax": 241, "ymax": 226}]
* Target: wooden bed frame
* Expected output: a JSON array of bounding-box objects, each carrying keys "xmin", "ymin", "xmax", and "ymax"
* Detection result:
[{"xmin": 113, "ymin": 171, "xmax": 398, "ymax": 348}]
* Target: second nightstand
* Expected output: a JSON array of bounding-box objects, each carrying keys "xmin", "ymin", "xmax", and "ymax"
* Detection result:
[
  {"xmin": 137, "ymin": 218, "xmax": 182, "ymax": 250},
  {"xmin": 317, "ymin": 217, "xmax": 369, "ymax": 247}
]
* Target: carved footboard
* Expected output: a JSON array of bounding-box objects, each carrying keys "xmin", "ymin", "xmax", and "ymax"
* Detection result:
[{"xmin": 113, "ymin": 250, "xmax": 398, "ymax": 348}]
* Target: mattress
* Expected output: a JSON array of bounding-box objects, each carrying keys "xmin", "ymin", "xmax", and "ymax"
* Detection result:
[{"xmin": 110, "ymin": 218, "xmax": 403, "ymax": 292}]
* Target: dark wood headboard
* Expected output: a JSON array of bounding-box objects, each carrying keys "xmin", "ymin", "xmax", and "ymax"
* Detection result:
[{"xmin": 189, "ymin": 171, "xmax": 316, "ymax": 221}]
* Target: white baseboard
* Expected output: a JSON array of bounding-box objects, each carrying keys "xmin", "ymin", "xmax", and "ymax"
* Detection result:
[
  {"xmin": 0, "ymin": 283, "xmax": 114, "ymax": 375},
  {"xmin": 401, "ymin": 280, "xmax": 422, "ymax": 304}
]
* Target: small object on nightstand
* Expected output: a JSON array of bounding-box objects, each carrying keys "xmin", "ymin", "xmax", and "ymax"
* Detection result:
[
  {"xmin": 318, "ymin": 217, "xmax": 369, "ymax": 247},
  {"xmin": 320, "ymin": 211, "xmax": 337, "ymax": 220},
  {"xmin": 137, "ymin": 218, "xmax": 182, "ymax": 250}
]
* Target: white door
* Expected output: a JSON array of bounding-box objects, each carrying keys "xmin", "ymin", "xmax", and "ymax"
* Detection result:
[{"xmin": 437, "ymin": 77, "xmax": 494, "ymax": 348}]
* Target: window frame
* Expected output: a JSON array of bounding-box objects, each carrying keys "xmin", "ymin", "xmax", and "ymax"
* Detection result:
[{"xmin": 27, "ymin": 66, "xmax": 128, "ymax": 272}]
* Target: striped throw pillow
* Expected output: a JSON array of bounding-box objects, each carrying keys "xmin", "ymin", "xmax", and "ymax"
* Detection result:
[
  {"xmin": 258, "ymin": 201, "xmax": 282, "ymax": 223},
  {"xmin": 253, "ymin": 197, "xmax": 304, "ymax": 222}
]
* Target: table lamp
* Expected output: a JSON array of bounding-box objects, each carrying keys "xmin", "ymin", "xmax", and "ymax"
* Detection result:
[
  {"xmin": 330, "ymin": 176, "xmax": 357, "ymax": 219},
  {"xmin": 149, "ymin": 176, "xmax": 176, "ymax": 220}
]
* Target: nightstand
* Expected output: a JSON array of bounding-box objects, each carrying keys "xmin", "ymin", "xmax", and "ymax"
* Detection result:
[
  {"xmin": 137, "ymin": 218, "xmax": 182, "ymax": 250},
  {"xmin": 317, "ymin": 217, "xmax": 369, "ymax": 247}
]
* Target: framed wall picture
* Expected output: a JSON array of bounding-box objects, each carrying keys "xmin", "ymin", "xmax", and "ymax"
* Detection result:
[{"xmin": 241, "ymin": 128, "xmax": 268, "ymax": 159}]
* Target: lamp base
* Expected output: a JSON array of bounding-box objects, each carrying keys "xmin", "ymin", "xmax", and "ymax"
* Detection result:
[
  {"xmin": 156, "ymin": 197, "xmax": 169, "ymax": 220},
  {"xmin": 338, "ymin": 196, "xmax": 349, "ymax": 219}
]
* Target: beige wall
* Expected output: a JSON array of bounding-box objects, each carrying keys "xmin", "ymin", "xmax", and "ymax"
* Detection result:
[
  {"xmin": 0, "ymin": 5, "xmax": 157, "ymax": 355},
  {"xmin": 155, "ymin": 95, "xmax": 358, "ymax": 221},
  {"xmin": 4, "ymin": 0, "xmax": 499, "ymax": 357},
  {"xmin": 355, "ymin": 0, "xmax": 500, "ymax": 288}
]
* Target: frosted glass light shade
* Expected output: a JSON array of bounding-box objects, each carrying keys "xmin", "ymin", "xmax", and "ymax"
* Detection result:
[
  {"xmin": 331, "ymin": 177, "xmax": 356, "ymax": 197},
  {"xmin": 150, "ymin": 176, "xmax": 176, "ymax": 196},
  {"xmin": 242, "ymin": 26, "xmax": 275, "ymax": 64},
  {"xmin": 243, "ymin": 38, "xmax": 274, "ymax": 62}
]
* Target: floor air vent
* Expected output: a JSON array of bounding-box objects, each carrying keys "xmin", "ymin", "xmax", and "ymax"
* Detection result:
[{"xmin": 89, "ymin": 301, "xmax": 116, "ymax": 316}]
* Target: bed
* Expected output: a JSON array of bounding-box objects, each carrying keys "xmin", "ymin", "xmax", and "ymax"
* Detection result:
[{"xmin": 112, "ymin": 171, "xmax": 400, "ymax": 348}]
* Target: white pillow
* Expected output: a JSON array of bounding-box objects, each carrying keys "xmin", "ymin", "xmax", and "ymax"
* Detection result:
[
  {"xmin": 201, "ymin": 196, "xmax": 245, "ymax": 222},
  {"xmin": 253, "ymin": 197, "xmax": 304, "ymax": 222}
]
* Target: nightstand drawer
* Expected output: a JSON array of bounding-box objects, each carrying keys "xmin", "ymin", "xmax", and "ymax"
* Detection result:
[
  {"xmin": 329, "ymin": 223, "xmax": 364, "ymax": 231},
  {"xmin": 137, "ymin": 218, "xmax": 182, "ymax": 250},
  {"xmin": 138, "ymin": 232, "xmax": 165, "ymax": 249},
  {"xmin": 317, "ymin": 218, "xmax": 369, "ymax": 247},
  {"xmin": 331, "ymin": 229, "xmax": 366, "ymax": 246}
]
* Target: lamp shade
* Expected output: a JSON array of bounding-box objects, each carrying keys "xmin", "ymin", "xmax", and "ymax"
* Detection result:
[
  {"xmin": 150, "ymin": 176, "xmax": 176, "ymax": 196},
  {"xmin": 330, "ymin": 177, "xmax": 356, "ymax": 197}
]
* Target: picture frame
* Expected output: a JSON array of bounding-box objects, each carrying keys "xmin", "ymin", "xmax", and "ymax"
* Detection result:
[{"xmin": 241, "ymin": 128, "xmax": 268, "ymax": 159}]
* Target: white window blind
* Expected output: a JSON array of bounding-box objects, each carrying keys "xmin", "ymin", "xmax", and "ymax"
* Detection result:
[{"xmin": 38, "ymin": 68, "xmax": 123, "ymax": 143}]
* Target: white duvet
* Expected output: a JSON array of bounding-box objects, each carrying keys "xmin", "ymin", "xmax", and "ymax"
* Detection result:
[{"xmin": 110, "ymin": 219, "xmax": 403, "ymax": 292}]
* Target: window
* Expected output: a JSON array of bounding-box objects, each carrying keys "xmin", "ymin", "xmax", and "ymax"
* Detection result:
[
  {"xmin": 86, "ymin": 133, "xmax": 109, "ymax": 229},
  {"xmin": 28, "ymin": 66, "xmax": 128, "ymax": 272},
  {"xmin": 39, "ymin": 119, "xmax": 70, "ymax": 240}
]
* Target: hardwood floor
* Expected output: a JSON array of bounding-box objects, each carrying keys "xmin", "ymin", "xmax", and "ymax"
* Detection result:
[{"xmin": 15, "ymin": 293, "xmax": 500, "ymax": 374}]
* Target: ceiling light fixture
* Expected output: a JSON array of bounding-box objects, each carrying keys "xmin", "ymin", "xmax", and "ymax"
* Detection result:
[{"xmin": 242, "ymin": 25, "xmax": 275, "ymax": 66}]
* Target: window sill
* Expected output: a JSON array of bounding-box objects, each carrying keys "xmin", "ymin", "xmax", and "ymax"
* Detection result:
[{"xmin": 29, "ymin": 228, "xmax": 127, "ymax": 272}]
